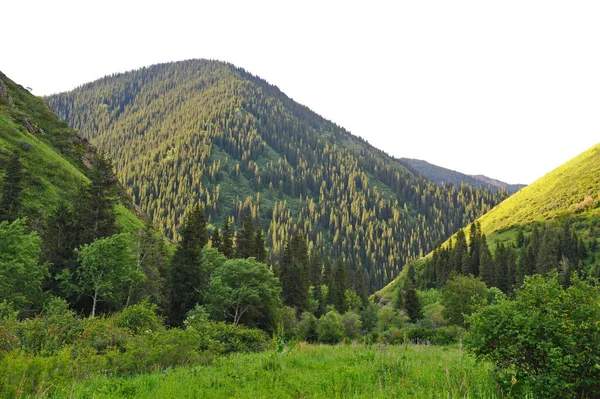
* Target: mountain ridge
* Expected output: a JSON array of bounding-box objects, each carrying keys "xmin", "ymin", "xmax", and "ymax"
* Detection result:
[
  {"xmin": 400, "ymin": 157, "xmax": 525, "ymax": 194},
  {"xmin": 46, "ymin": 59, "xmax": 508, "ymax": 291}
]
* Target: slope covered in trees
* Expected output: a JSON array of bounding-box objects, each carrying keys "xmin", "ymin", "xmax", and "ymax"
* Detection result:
[
  {"xmin": 381, "ymin": 143, "xmax": 600, "ymax": 296},
  {"xmin": 47, "ymin": 59, "xmax": 508, "ymax": 291},
  {"xmin": 400, "ymin": 158, "xmax": 525, "ymax": 194}
]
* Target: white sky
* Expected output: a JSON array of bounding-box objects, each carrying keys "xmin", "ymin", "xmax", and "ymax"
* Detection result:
[{"xmin": 3, "ymin": 0, "xmax": 599, "ymax": 184}]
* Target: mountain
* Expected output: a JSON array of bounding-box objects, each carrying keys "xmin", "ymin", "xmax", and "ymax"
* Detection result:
[
  {"xmin": 380, "ymin": 143, "xmax": 600, "ymax": 297},
  {"xmin": 46, "ymin": 59, "xmax": 508, "ymax": 291},
  {"xmin": 400, "ymin": 158, "xmax": 525, "ymax": 194},
  {"xmin": 0, "ymin": 71, "xmax": 143, "ymax": 232}
]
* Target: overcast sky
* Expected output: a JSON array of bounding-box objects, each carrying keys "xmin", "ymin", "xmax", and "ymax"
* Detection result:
[{"xmin": 3, "ymin": 0, "xmax": 599, "ymax": 184}]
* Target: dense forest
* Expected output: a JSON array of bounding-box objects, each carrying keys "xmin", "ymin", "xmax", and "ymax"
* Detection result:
[{"xmin": 47, "ymin": 59, "xmax": 508, "ymax": 291}]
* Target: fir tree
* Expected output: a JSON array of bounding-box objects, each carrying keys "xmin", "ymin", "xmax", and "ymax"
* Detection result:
[
  {"xmin": 219, "ymin": 218, "xmax": 234, "ymax": 258},
  {"xmin": 254, "ymin": 228, "xmax": 267, "ymax": 262},
  {"xmin": 169, "ymin": 204, "xmax": 208, "ymax": 325},
  {"xmin": 235, "ymin": 213, "xmax": 255, "ymax": 259},
  {"xmin": 280, "ymin": 232, "xmax": 310, "ymax": 313},
  {"xmin": 327, "ymin": 259, "xmax": 348, "ymax": 313}
]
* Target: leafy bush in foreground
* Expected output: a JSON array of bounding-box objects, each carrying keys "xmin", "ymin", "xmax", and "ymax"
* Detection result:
[{"xmin": 467, "ymin": 272, "xmax": 600, "ymax": 398}]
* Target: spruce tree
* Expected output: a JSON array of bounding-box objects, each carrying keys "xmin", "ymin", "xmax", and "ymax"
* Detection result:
[
  {"xmin": 403, "ymin": 285, "xmax": 422, "ymax": 323},
  {"xmin": 0, "ymin": 152, "xmax": 24, "ymax": 222},
  {"xmin": 169, "ymin": 204, "xmax": 208, "ymax": 325},
  {"xmin": 280, "ymin": 232, "xmax": 310, "ymax": 313},
  {"xmin": 353, "ymin": 266, "xmax": 368, "ymax": 306},
  {"xmin": 479, "ymin": 234, "xmax": 494, "ymax": 287},
  {"xmin": 327, "ymin": 259, "xmax": 348, "ymax": 313},
  {"xmin": 211, "ymin": 227, "xmax": 221, "ymax": 250},
  {"xmin": 219, "ymin": 218, "xmax": 234, "ymax": 258},
  {"xmin": 235, "ymin": 213, "xmax": 255, "ymax": 259},
  {"xmin": 254, "ymin": 228, "xmax": 267, "ymax": 262}
]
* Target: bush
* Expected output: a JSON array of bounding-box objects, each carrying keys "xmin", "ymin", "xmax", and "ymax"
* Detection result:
[
  {"xmin": 341, "ymin": 311, "xmax": 362, "ymax": 340},
  {"xmin": 295, "ymin": 312, "xmax": 318, "ymax": 342},
  {"xmin": 113, "ymin": 301, "xmax": 164, "ymax": 334},
  {"xmin": 317, "ymin": 310, "xmax": 344, "ymax": 344},
  {"xmin": 467, "ymin": 273, "xmax": 600, "ymax": 398}
]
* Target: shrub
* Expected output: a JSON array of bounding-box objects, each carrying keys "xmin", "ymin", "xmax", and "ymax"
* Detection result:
[
  {"xmin": 317, "ymin": 310, "xmax": 344, "ymax": 344},
  {"xmin": 341, "ymin": 311, "xmax": 362, "ymax": 340},
  {"xmin": 295, "ymin": 312, "xmax": 318, "ymax": 342},
  {"xmin": 113, "ymin": 300, "xmax": 164, "ymax": 334},
  {"xmin": 467, "ymin": 273, "xmax": 600, "ymax": 398}
]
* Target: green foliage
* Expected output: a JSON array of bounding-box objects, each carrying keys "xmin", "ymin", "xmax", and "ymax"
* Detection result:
[
  {"xmin": 47, "ymin": 60, "xmax": 507, "ymax": 292},
  {"xmin": 327, "ymin": 259, "xmax": 348, "ymax": 312},
  {"xmin": 206, "ymin": 258, "xmax": 281, "ymax": 328},
  {"xmin": 467, "ymin": 273, "xmax": 600, "ymax": 398},
  {"xmin": 0, "ymin": 151, "xmax": 24, "ymax": 222},
  {"xmin": 281, "ymin": 232, "xmax": 310, "ymax": 313},
  {"xmin": 169, "ymin": 204, "xmax": 208, "ymax": 325},
  {"xmin": 341, "ymin": 310, "xmax": 362, "ymax": 340},
  {"xmin": 59, "ymin": 233, "xmax": 143, "ymax": 317},
  {"xmin": 316, "ymin": 310, "xmax": 344, "ymax": 344},
  {"xmin": 440, "ymin": 274, "xmax": 488, "ymax": 327},
  {"xmin": 0, "ymin": 218, "xmax": 47, "ymax": 310},
  {"xmin": 294, "ymin": 311, "xmax": 318, "ymax": 342},
  {"xmin": 114, "ymin": 301, "xmax": 163, "ymax": 334}
]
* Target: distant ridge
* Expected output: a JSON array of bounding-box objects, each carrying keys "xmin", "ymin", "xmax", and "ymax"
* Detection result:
[{"xmin": 400, "ymin": 158, "xmax": 525, "ymax": 194}]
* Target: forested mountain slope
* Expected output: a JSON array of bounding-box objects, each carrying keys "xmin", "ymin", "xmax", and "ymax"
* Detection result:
[
  {"xmin": 0, "ymin": 71, "xmax": 142, "ymax": 232},
  {"xmin": 380, "ymin": 143, "xmax": 600, "ymax": 296},
  {"xmin": 400, "ymin": 158, "xmax": 525, "ymax": 194},
  {"xmin": 47, "ymin": 59, "xmax": 507, "ymax": 291}
]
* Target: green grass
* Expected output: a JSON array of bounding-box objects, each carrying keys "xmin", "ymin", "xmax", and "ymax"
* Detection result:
[
  {"xmin": 49, "ymin": 344, "xmax": 503, "ymax": 399},
  {"xmin": 478, "ymin": 143, "xmax": 600, "ymax": 236}
]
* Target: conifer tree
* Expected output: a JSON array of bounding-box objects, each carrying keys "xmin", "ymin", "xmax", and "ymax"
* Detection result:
[
  {"xmin": 169, "ymin": 204, "xmax": 208, "ymax": 325},
  {"xmin": 219, "ymin": 218, "xmax": 234, "ymax": 258},
  {"xmin": 0, "ymin": 152, "xmax": 24, "ymax": 222},
  {"xmin": 254, "ymin": 228, "xmax": 267, "ymax": 262},
  {"xmin": 353, "ymin": 266, "xmax": 368, "ymax": 306},
  {"xmin": 211, "ymin": 227, "xmax": 221, "ymax": 250},
  {"xmin": 403, "ymin": 285, "xmax": 422, "ymax": 323},
  {"xmin": 327, "ymin": 259, "xmax": 348, "ymax": 313},
  {"xmin": 280, "ymin": 232, "xmax": 310, "ymax": 313},
  {"xmin": 235, "ymin": 213, "xmax": 255, "ymax": 259},
  {"xmin": 479, "ymin": 235, "xmax": 494, "ymax": 287}
]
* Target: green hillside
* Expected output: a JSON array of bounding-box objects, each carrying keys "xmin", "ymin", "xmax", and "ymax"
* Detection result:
[
  {"xmin": 46, "ymin": 59, "xmax": 508, "ymax": 291},
  {"xmin": 380, "ymin": 143, "xmax": 600, "ymax": 297},
  {"xmin": 0, "ymin": 71, "xmax": 143, "ymax": 233}
]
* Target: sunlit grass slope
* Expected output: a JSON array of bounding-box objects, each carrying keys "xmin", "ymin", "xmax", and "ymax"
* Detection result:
[
  {"xmin": 379, "ymin": 143, "xmax": 600, "ymax": 297},
  {"xmin": 0, "ymin": 71, "xmax": 143, "ymax": 232}
]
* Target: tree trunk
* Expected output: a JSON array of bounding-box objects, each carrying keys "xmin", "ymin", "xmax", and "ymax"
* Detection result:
[{"xmin": 91, "ymin": 291, "xmax": 98, "ymax": 317}]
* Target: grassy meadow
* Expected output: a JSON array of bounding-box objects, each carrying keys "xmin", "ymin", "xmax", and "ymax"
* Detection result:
[{"xmin": 40, "ymin": 344, "xmax": 509, "ymax": 399}]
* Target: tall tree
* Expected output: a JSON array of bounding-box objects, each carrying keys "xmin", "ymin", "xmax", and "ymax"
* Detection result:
[
  {"xmin": 280, "ymin": 232, "xmax": 310, "ymax": 313},
  {"xmin": 235, "ymin": 213, "xmax": 255, "ymax": 259},
  {"xmin": 254, "ymin": 228, "xmax": 267, "ymax": 262},
  {"xmin": 0, "ymin": 152, "xmax": 24, "ymax": 222},
  {"xmin": 327, "ymin": 259, "xmax": 349, "ymax": 313},
  {"xmin": 169, "ymin": 204, "xmax": 208, "ymax": 325},
  {"xmin": 219, "ymin": 218, "xmax": 234, "ymax": 258}
]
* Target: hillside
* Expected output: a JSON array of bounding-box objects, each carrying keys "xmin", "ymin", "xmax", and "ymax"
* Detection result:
[
  {"xmin": 0, "ymin": 71, "xmax": 143, "ymax": 232},
  {"xmin": 380, "ymin": 143, "xmax": 600, "ymax": 297},
  {"xmin": 400, "ymin": 158, "xmax": 525, "ymax": 194},
  {"xmin": 46, "ymin": 59, "xmax": 508, "ymax": 291}
]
